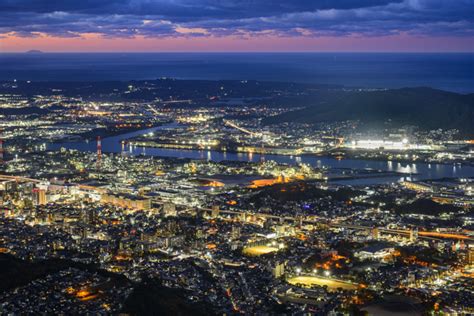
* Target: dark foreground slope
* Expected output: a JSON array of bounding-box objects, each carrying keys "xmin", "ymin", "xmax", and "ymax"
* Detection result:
[
  {"xmin": 122, "ymin": 278, "xmax": 211, "ymax": 316},
  {"xmin": 264, "ymin": 87, "xmax": 474, "ymax": 135},
  {"xmin": 0, "ymin": 253, "xmax": 129, "ymax": 294},
  {"xmin": 0, "ymin": 254, "xmax": 209, "ymax": 315}
]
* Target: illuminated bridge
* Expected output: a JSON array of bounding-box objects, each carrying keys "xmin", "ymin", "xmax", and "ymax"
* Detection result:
[{"xmin": 223, "ymin": 119, "xmax": 259, "ymax": 137}]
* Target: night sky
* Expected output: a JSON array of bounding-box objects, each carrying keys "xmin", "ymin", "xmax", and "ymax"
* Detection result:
[{"xmin": 1, "ymin": 0, "xmax": 473, "ymax": 52}]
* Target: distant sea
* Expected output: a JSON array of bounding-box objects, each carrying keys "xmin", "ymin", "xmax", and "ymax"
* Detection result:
[{"xmin": 0, "ymin": 53, "xmax": 473, "ymax": 93}]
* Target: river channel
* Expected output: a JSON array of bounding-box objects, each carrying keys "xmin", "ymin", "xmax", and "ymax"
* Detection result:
[{"xmin": 48, "ymin": 123, "xmax": 474, "ymax": 186}]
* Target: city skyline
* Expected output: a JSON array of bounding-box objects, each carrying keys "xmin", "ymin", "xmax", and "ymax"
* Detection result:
[
  {"xmin": 1, "ymin": 1, "xmax": 474, "ymax": 315},
  {"xmin": 1, "ymin": 78, "xmax": 473, "ymax": 314}
]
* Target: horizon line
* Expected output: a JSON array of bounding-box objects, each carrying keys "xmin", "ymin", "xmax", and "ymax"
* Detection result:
[{"xmin": 2, "ymin": 50, "xmax": 474, "ymax": 54}]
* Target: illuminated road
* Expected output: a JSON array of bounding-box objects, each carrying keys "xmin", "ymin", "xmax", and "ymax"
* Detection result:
[
  {"xmin": 0, "ymin": 175, "xmax": 42, "ymax": 183},
  {"xmin": 223, "ymin": 119, "xmax": 258, "ymax": 136}
]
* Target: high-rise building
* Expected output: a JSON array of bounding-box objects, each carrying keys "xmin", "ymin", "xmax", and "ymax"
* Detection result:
[
  {"xmin": 211, "ymin": 205, "xmax": 220, "ymax": 218},
  {"xmin": 81, "ymin": 208, "xmax": 98, "ymax": 225},
  {"xmin": 407, "ymin": 271, "xmax": 416, "ymax": 286},
  {"xmin": 409, "ymin": 228, "xmax": 418, "ymax": 242},
  {"xmin": 231, "ymin": 225, "xmax": 241, "ymax": 240},
  {"xmin": 163, "ymin": 202, "xmax": 177, "ymax": 217},
  {"xmin": 372, "ymin": 227, "xmax": 380, "ymax": 239},
  {"xmin": 468, "ymin": 247, "xmax": 474, "ymax": 266},
  {"xmin": 273, "ymin": 262, "xmax": 286, "ymax": 278},
  {"xmin": 33, "ymin": 188, "xmax": 47, "ymax": 205}
]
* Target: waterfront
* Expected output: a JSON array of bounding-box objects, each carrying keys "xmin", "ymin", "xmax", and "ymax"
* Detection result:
[{"xmin": 49, "ymin": 124, "xmax": 474, "ymax": 185}]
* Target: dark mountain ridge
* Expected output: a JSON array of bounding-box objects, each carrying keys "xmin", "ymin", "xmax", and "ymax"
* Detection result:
[{"xmin": 263, "ymin": 87, "xmax": 474, "ymax": 135}]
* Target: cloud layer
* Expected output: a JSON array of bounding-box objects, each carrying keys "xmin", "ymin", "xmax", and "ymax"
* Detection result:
[{"xmin": 1, "ymin": 0, "xmax": 473, "ymax": 39}]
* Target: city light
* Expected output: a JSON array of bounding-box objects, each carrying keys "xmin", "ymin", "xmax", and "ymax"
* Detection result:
[{"xmin": 0, "ymin": 19, "xmax": 472, "ymax": 313}]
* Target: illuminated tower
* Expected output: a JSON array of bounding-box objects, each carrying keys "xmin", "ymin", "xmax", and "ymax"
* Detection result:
[
  {"xmin": 0, "ymin": 137, "xmax": 3, "ymax": 164},
  {"xmin": 97, "ymin": 136, "xmax": 102, "ymax": 166}
]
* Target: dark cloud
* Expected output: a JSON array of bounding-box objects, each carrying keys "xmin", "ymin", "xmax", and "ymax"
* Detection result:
[{"xmin": 0, "ymin": 0, "xmax": 473, "ymax": 38}]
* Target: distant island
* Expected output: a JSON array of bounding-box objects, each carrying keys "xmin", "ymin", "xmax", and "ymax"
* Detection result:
[{"xmin": 25, "ymin": 50, "xmax": 43, "ymax": 54}]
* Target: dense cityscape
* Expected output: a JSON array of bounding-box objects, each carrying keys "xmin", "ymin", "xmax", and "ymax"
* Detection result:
[{"xmin": 0, "ymin": 78, "xmax": 473, "ymax": 315}]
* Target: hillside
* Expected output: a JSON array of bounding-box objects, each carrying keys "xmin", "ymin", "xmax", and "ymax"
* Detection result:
[{"xmin": 263, "ymin": 87, "xmax": 474, "ymax": 135}]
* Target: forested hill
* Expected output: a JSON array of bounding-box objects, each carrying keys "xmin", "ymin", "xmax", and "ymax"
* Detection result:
[{"xmin": 263, "ymin": 87, "xmax": 474, "ymax": 135}]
